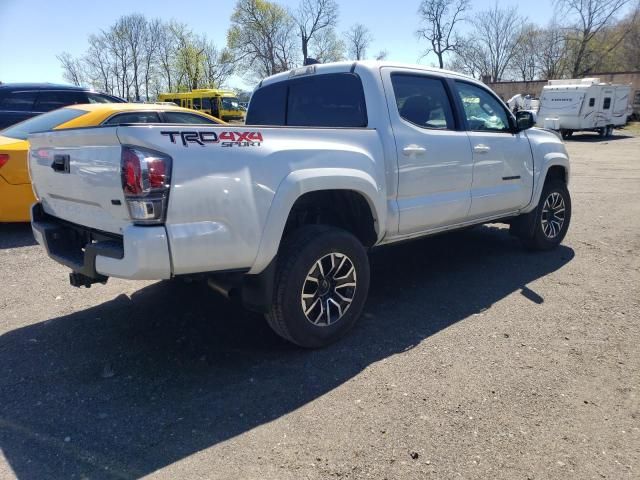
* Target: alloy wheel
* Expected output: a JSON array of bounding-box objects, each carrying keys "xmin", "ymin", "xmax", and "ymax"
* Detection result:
[
  {"xmin": 301, "ymin": 252, "xmax": 357, "ymax": 327},
  {"xmin": 541, "ymin": 192, "xmax": 566, "ymax": 239}
]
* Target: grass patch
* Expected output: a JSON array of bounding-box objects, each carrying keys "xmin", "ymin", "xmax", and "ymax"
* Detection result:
[{"xmin": 621, "ymin": 122, "xmax": 640, "ymax": 136}]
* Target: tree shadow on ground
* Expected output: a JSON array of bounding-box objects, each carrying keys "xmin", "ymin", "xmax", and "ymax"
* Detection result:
[{"xmin": 0, "ymin": 226, "xmax": 574, "ymax": 479}]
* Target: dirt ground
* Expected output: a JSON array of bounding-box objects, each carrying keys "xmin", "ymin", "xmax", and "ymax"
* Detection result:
[{"xmin": 1, "ymin": 128, "xmax": 639, "ymax": 479}]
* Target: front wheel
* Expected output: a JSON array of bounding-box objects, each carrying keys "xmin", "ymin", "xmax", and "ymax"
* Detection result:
[
  {"xmin": 265, "ymin": 225, "xmax": 370, "ymax": 348},
  {"xmin": 520, "ymin": 179, "xmax": 571, "ymax": 251}
]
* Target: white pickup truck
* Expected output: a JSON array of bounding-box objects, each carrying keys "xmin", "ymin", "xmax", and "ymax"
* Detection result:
[{"xmin": 29, "ymin": 61, "xmax": 571, "ymax": 348}]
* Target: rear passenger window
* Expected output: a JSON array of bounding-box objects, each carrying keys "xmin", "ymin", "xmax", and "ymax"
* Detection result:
[
  {"xmin": 286, "ymin": 73, "xmax": 367, "ymax": 127},
  {"xmin": 588, "ymin": 98, "xmax": 595, "ymax": 107},
  {"xmin": 35, "ymin": 91, "xmax": 88, "ymax": 112},
  {"xmin": 246, "ymin": 83, "xmax": 287, "ymax": 125},
  {"xmin": 603, "ymin": 97, "xmax": 611, "ymax": 109},
  {"xmin": 163, "ymin": 111, "xmax": 218, "ymax": 124},
  {"xmin": 246, "ymin": 73, "xmax": 368, "ymax": 127},
  {"xmin": 0, "ymin": 91, "xmax": 38, "ymax": 111},
  {"xmin": 391, "ymin": 74, "xmax": 454, "ymax": 130},
  {"xmin": 102, "ymin": 112, "xmax": 161, "ymax": 125}
]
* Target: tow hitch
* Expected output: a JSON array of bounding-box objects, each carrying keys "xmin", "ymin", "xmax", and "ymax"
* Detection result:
[{"xmin": 69, "ymin": 272, "xmax": 108, "ymax": 288}]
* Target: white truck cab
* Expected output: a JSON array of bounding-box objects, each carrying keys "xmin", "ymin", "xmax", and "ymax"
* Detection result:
[{"xmin": 29, "ymin": 61, "xmax": 571, "ymax": 348}]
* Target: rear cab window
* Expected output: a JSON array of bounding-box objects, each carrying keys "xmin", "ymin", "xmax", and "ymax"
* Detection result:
[{"xmin": 247, "ymin": 72, "xmax": 367, "ymax": 127}]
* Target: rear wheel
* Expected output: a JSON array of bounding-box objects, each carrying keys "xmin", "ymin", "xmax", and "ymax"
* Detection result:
[
  {"xmin": 561, "ymin": 129, "xmax": 573, "ymax": 139},
  {"xmin": 265, "ymin": 225, "xmax": 370, "ymax": 348},
  {"xmin": 519, "ymin": 179, "xmax": 571, "ymax": 251}
]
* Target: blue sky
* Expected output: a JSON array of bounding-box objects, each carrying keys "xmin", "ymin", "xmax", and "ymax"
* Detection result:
[{"xmin": 0, "ymin": 0, "xmax": 576, "ymax": 90}]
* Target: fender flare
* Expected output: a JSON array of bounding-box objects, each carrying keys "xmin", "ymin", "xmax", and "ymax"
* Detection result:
[
  {"xmin": 248, "ymin": 168, "xmax": 385, "ymax": 274},
  {"xmin": 524, "ymin": 153, "xmax": 571, "ymax": 214}
]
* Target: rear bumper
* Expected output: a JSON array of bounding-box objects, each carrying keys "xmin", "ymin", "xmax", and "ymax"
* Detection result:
[
  {"xmin": 31, "ymin": 203, "xmax": 171, "ymax": 281},
  {"xmin": 0, "ymin": 176, "xmax": 35, "ymax": 222}
]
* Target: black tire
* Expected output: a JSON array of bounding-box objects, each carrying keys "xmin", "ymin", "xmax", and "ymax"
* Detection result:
[
  {"xmin": 561, "ymin": 130, "xmax": 573, "ymax": 139},
  {"xmin": 265, "ymin": 225, "xmax": 370, "ymax": 348},
  {"xmin": 598, "ymin": 127, "xmax": 607, "ymax": 138},
  {"xmin": 520, "ymin": 179, "xmax": 571, "ymax": 251}
]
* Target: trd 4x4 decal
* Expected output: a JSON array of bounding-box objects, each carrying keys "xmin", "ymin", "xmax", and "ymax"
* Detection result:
[{"xmin": 161, "ymin": 131, "xmax": 263, "ymax": 147}]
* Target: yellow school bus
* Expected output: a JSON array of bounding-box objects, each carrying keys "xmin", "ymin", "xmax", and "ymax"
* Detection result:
[{"xmin": 158, "ymin": 89, "xmax": 245, "ymax": 121}]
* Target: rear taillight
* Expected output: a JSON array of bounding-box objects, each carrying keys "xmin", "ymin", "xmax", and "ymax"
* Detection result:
[
  {"xmin": 0, "ymin": 154, "xmax": 8, "ymax": 169},
  {"xmin": 120, "ymin": 146, "xmax": 172, "ymax": 224}
]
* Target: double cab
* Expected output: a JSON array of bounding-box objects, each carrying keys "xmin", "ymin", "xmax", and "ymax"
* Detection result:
[{"xmin": 29, "ymin": 61, "xmax": 571, "ymax": 348}]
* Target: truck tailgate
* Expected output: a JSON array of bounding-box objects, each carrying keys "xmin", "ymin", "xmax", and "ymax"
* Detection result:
[{"xmin": 28, "ymin": 127, "xmax": 129, "ymax": 234}]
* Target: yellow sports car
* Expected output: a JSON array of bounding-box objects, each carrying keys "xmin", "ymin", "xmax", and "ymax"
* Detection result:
[{"xmin": 0, "ymin": 103, "xmax": 223, "ymax": 222}]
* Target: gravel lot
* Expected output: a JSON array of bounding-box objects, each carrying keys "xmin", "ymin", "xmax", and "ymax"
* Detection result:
[{"xmin": 1, "ymin": 130, "xmax": 639, "ymax": 479}]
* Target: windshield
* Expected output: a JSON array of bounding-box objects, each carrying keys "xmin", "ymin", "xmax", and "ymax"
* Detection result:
[
  {"xmin": 1, "ymin": 108, "xmax": 87, "ymax": 140},
  {"xmin": 221, "ymin": 97, "xmax": 240, "ymax": 111}
]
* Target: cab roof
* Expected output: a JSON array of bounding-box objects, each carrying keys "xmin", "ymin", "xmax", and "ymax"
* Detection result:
[{"xmin": 259, "ymin": 60, "xmax": 476, "ymax": 89}]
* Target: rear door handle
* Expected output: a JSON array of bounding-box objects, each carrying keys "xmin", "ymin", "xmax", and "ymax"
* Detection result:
[
  {"xmin": 402, "ymin": 145, "xmax": 426, "ymax": 156},
  {"xmin": 473, "ymin": 144, "xmax": 491, "ymax": 154}
]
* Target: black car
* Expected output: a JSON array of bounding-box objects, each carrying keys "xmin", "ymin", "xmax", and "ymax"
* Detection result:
[{"xmin": 0, "ymin": 83, "xmax": 126, "ymax": 129}]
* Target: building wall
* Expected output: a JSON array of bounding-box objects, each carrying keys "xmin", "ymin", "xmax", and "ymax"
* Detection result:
[{"xmin": 487, "ymin": 72, "xmax": 640, "ymax": 116}]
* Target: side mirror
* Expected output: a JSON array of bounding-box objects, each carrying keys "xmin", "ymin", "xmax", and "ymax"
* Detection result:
[{"xmin": 515, "ymin": 110, "xmax": 535, "ymax": 131}]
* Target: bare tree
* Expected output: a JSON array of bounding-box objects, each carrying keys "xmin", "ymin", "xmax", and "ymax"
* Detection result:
[
  {"xmin": 510, "ymin": 24, "xmax": 540, "ymax": 81},
  {"xmin": 84, "ymin": 34, "xmax": 114, "ymax": 94},
  {"xmin": 375, "ymin": 50, "xmax": 389, "ymax": 61},
  {"xmin": 617, "ymin": 7, "xmax": 640, "ymax": 69},
  {"xmin": 201, "ymin": 41, "xmax": 236, "ymax": 87},
  {"xmin": 460, "ymin": 4, "xmax": 525, "ymax": 82},
  {"xmin": 448, "ymin": 38, "xmax": 491, "ymax": 79},
  {"xmin": 295, "ymin": 0, "xmax": 338, "ymax": 64},
  {"xmin": 104, "ymin": 21, "xmax": 133, "ymax": 99},
  {"xmin": 141, "ymin": 19, "xmax": 162, "ymax": 100},
  {"xmin": 345, "ymin": 23, "xmax": 372, "ymax": 60},
  {"xmin": 416, "ymin": 0, "xmax": 469, "ymax": 68},
  {"xmin": 120, "ymin": 14, "xmax": 147, "ymax": 100},
  {"xmin": 228, "ymin": 0, "xmax": 298, "ymax": 79},
  {"xmin": 156, "ymin": 21, "xmax": 180, "ymax": 93},
  {"xmin": 536, "ymin": 22, "xmax": 569, "ymax": 79},
  {"xmin": 309, "ymin": 27, "xmax": 345, "ymax": 62},
  {"xmin": 556, "ymin": 0, "xmax": 634, "ymax": 76},
  {"xmin": 57, "ymin": 52, "xmax": 84, "ymax": 86}
]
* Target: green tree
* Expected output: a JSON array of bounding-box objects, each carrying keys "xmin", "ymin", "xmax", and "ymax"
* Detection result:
[{"xmin": 227, "ymin": 0, "xmax": 298, "ymax": 80}]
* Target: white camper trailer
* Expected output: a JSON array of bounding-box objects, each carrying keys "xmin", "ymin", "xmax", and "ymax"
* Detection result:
[{"xmin": 536, "ymin": 78, "xmax": 632, "ymax": 139}]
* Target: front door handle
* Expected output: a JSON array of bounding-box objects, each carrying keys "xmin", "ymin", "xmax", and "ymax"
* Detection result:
[
  {"xmin": 402, "ymin": 145, "xmax": 426, "ymax": 156},
  {"xmin": 473, "ymin": 144, "xmax": 491, "ymax": 154}
]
